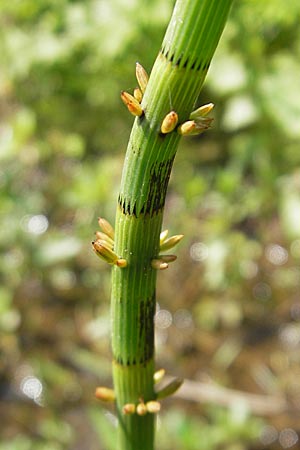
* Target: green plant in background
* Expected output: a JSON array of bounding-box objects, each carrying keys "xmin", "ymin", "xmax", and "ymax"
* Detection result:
[{"xmin": 93, "ymin": 1, "xmax": 233, "ymax": 449}]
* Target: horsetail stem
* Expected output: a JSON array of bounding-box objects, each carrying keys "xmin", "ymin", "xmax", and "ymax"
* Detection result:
[{"xmin": 96, "ymin": 1, "xmax": 233, "ymax": 449}]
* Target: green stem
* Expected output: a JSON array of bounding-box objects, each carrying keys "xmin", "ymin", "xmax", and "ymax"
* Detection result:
[{"xmin": 111, "ymin": 1, "xmax": 233, "ymax": 449}]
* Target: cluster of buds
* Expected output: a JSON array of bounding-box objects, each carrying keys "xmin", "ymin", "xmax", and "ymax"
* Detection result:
[
  {"xmin": 178, "ymin": 102, "xmax": 214, "ymax": 136},
  {"xmin": 160, "ymin": 102, "xmax": 214, "ymax": 136},
  {"xmin": 123, "ymin": 399, "xmax": 161, "ymax": 416},
  {"xmin": 95, "ymin": 368, "xmax": 183, "ymax": 416},
  {"xmin": 160, "ymin": 103, "xmax": 214, "ymax": 136},
  {"xmin": 121, "ymin": 368, "xmax": 183, "ymax": 415},
  {"xmin": 92, "ymin": 217, "xmax": 127, "ymax": 268},
  {"xmin": 121, "ymin": 62, "xmax": 214, "ymax": 139},
  {"xmin": 120, "ymin": 62, "xmax": 149, "ymax": 117},
  {"xmin": 151, "ymin": 229, "xmax": 184, "ymax": 270}
]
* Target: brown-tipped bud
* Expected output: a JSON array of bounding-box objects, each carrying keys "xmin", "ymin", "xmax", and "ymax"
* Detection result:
[
  {"xmin": 136, "ymin": 62, "xmax": 149, "ymax": 94},
  {"xmin": 95, "ymin": 231, "xmax": 114, "ymax": 248},
  {"xmin": 151, "ymin": 259, "xmax": 169, "ymax": 270},
  {"xmin": 156, "ymin": 378, "xmax": 183, "ymax": 399},
  {"xmin": 159, "ymin": 255, "xmax": 177, "ymax": 263},
  {"xmin": 133, "ymin": 87, "xmax": 143, "ymax": 103},
  {"xmin": 121, "ymin": 91, "xmax": 143, "ymax": 117},
  {"xmin": 116, "ymin": 258, "xmax": 127, "ymax": 268},
  {"xmin": 98, "ymin": 217, "xmax": 114, "ymax": 239},
  {"xmin": 146, "ymin": 401, "xmax": 161, "ymax": 414},
  {"xmin": 123, "ymin": 403, "xmax": 136, "ymax": 415},
  {"xmin": 95, "ymin": 387, "xmax": 115, "ymax": 402},
  {"xmin": 93, "ymin": 239, "xmax": 118, "ymax": 264},
  {"xmin": 154, "ymin": 368, "xmax": 166, "ymax": 383},
  {"xmin": 160, "ymin": 234, "xmax": 184, "ymax": 252},
  {"xmin": 190, "ymin": 102, "xmax": 214, "ymax": 120},
  {"xmin": 136, "ymin": 401, "xmax": 147, "ymax": 416},
  {"xmin": 159, "ymin": 229, "xmax": 169, "ymax": 245},
  {"xmin": 161, "ymin": 111, "xmax": 178, "ymax": 134}
]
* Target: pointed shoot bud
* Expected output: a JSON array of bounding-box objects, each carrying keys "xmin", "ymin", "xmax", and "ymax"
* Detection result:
[
  {"xmin": 146, "ymin": 401, "xmax": 161, "ymax": 414},
  {"xmin": 93, "ymin": 240, "xmax": 118, "ymax": 264},
  {"xmin": 116, "ymin": 258, "xmax": 127, "ymax": 268},
  {"xmin": 161, "ymin": 111, "xmax": 178, "ymax": 134},
  {"xmin": 159, "ymin": 254, "xmax": 177, "ymax": 263},
  {"xmin": 95, "ymin": 231, "xmax": 114, "ymax": 248},
  {"xmin": 95, "ymin": 387, "xmax": 115, "ymax": 402},
  {"xmin": 98, "ymin": 217, "xmax": 114, "ymax": 239},
  {"xmin": 123, "ymin": 403, "xmax": 136, "ymax": 415},
  {"xmin": 136, "ymin": 401, "xmax": 147, "ymax": 416},
  {"xmin": 159, "ymin": 229, "xmax": 169, "ymax": 245},
  {"xmin": 160, "ymin": 234, "xmax": 184, "ymax": 252},
  {"xmin": 133, "ymin": 87, "xmax": 143, "ymax": 103},
  {"xmin": 156, "ymin": 378, "xmax": 184, "ymax": 399},
  {"xmin": 151, "ymin": 259, "xmax": 168, "ymax": 270},
  {"xmin": 190, "ymin": 102, "xmax": 214, "ymax": 120},
  {"xmin": 154, "ymin": 368, "xmax": 166, "ymax": 384},
  {"xmin": 121, "ymin": 91, "xmax": 143, "ymax": 117},
  {"xmin": 136, "ymin": 62, "xmax": 149, "ymax": 94}
]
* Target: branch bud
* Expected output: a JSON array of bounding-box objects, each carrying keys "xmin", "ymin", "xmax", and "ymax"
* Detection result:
[
  {"xmin": 133, "ymin": 87, "xmax": 143, "ymax": 103},
  {"xmin": 159, "ymin": 254, "xmax": 177, "ymax": 263},
  {"xmin": 146, "ymin": 401, "xmax": 161, "ymax": 414},
  {"xmin": 154, "ymin": 368, "xmax": 166, "ymax": 384},
  {"xmin": 178, "ymin": 117, "xmax": 213, "ymax": 136},
  {"xmin": 92, "ymin": 239, "xmax": 118, "ymax": 264},
  {"xmin": 156, "ymin": 378, "xmax": 183, "ymax": 399},
  {"xmin": 177, "ymin": 120, "xmax": 196, "ymax": 136},
  {"xmin": 116, "ymin": 258, "xmax": 128, "ymax": 268},
  {"xmin": 123, "ymin": 403, "xmax": 136, "ymax": 415},
  {"xmin": 135, "ymin": 62, "xmax": 149, "ymax": 94},
  {"xmin": 161, "ymin": 111, "xmax": 178, "ymax": 134},
  {"xmin": 121, "ymin": 91, "xmax": 144, "ymax": 117},
  {"xmin": 98, "ymin": 217, "xmax": 114, "ymax": 239},
  {"xmin": 159, "ymin": 229, "xmax": 169, "ymax": 245},
  {"xmin": 136, "ymin": 401, "xmax": 148, "ymax": 416},
  {"xmin": 95, "ymin": 231, "xmax": 114, "ymax": 248},
  {"xmin": 190, "ymin": 102, "xmax": 214, "ymax": 120},
  {"xmin": 159, "ymin": 234, "xmax": 184, "ymax": 252},
  {"xmin": 151, "ymin": 259, "xmax": 169, "ymax": 270},
  {"xmin": 95, "ymin": 387, "xmax": 115, "ymax": 402}
]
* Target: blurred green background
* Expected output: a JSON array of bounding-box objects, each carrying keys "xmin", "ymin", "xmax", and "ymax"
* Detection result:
[{"xmin": 1, "ymin": 0, "xmax": 300, "ymax": 449}]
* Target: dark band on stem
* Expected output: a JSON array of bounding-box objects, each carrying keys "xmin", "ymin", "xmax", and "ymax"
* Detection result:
[
  {"xmin": 113, "ymin": 292, "xmax": 155, "ymax": 367},
  {"xmin": 118, "ymin": 155, "xmax": 175, "ymax": 217},
  {"xmin": 160, "ymin": 47, "xmax": 210, "ymax": 72},
  {"xmin": 138, "ymin": 294, "xmax": 156, "ymax": 364}
]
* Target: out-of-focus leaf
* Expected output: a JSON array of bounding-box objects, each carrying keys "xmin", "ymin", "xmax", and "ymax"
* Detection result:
[{"xmin": 36, "ymin": 237, "xmax": 82, "ymax": 265}]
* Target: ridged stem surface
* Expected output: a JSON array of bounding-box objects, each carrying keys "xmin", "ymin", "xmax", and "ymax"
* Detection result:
[{"xmin": 110, "ymin": 1, "xmax": 233, "ymax": 449}]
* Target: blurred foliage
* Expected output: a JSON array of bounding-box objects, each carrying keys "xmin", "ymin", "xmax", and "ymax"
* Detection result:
[{"xmin": 1, "ymin": 0, "xmax": 300, "ymax": 449}]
